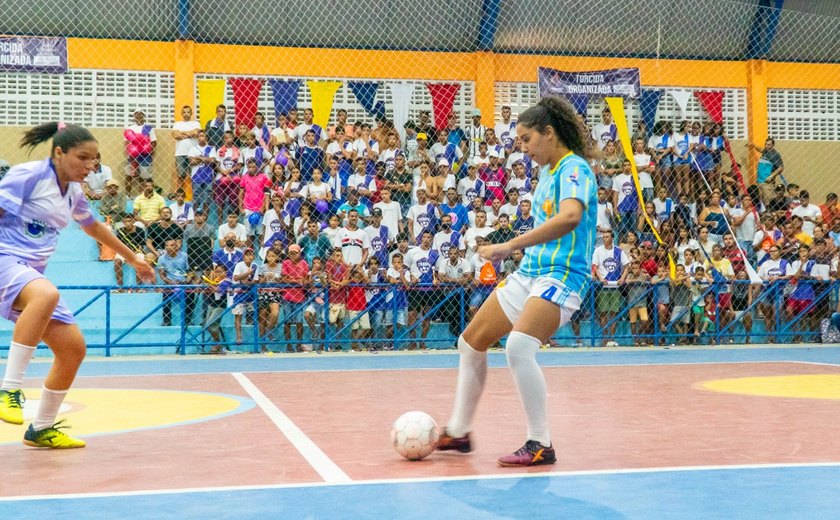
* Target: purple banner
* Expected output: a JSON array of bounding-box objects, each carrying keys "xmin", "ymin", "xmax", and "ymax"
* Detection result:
[
  {"xmin": 538, "ymin": 67, "xmax": 640, "ymax": 100},
  {"xmin": 0, "ymin": 36, "xmax": 68, "ymax": 74}
]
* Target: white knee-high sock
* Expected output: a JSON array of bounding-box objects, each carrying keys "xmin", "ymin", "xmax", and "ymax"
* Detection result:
[
  {"xmin": 505, "ymin": 331, "xmax": 551, "ymax": 446},
  {"xmin": 447, "ymin": 335, "xmax": 487, "ymax": 437},
  {"xmin": 33, "ymin": 387, "xmax": 68, "ymax": 430},
  {"xmin": 1, "ymin": 342, "xmax": 36, "ymax": 391}
]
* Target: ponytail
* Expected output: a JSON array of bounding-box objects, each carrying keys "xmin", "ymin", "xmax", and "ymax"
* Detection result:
[
  {"xmin": 518, "ymin": 96, "xmax": 599, "ymax": 161},
  {"xmin": 20, "ymin": 122, "xmax": 96, "ymax": 156}
]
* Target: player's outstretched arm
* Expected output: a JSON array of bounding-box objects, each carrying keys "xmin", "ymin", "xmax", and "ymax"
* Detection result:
[
  {"xmin": 81, "ymin": 220, "xmax": 155, "ymax": 282},
  {"xmin": 477, "ymin": 198, "xmax": 584, "ymax": 263}
]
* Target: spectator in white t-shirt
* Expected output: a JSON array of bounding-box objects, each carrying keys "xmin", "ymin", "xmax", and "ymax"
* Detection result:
[
  {"xmin": 217, "ymin": 212, "xmax": 247, "ymax": 248},
  {"xmin": 83, "ymin": 152, "xmax": 113, "ymax": 201},
  {"xmin": 790, "ymin": 190, "xmax": 823, "ymax": 237},
  {"xmin": 336, "ymin": 209, "xmax": 370, "ymax": 266},
  {"xmin": 374, "ymin": 186, "xmax": 402, "ymax": 241},
  {"xmin": 172, "ymin": 105, "xmax": 201, "ymax": 192},
  {"xmin": 464, "ymin": 209, "xmax": 494, "ymax": 260}
]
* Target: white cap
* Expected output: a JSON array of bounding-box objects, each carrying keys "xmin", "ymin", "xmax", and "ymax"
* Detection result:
[
  {"xmin": 488, "ymin": 149, "xmax": 501, "ymax": 158},
  {"xmin": 437, "ymin": 158, "xmax": 449, "ymax": 167}
]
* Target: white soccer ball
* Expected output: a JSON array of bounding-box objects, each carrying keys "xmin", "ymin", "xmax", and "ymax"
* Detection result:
[
  {"xmin": 605, "ymin": 341, "xmax": 619, "ymax": 348},
  {"xmin": 391, "ymin": 411, "xmax": 439, "ymax": 461}
]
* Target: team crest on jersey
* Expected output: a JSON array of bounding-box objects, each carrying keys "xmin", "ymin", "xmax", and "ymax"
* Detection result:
[
  {"xmin": 567, "ymin": 167, "xmax": 579, "ymax": 185},
  {"xmin": 542, "ymin": 199, "xmax": 554, "ymax": 217},
  {"xmin": 25, "ymin": 219, "xmax": 48, "ymax": 238}
]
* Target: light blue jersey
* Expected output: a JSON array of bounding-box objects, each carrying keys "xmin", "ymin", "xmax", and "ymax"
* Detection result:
[{"xmin": 517, "ymin": 151, "xmax": 597, "ymax": 296}]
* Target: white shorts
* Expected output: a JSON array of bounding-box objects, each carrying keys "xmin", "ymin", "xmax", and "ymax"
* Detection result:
[{"xmin": 494, "ymin": 272, "xmax": 581, "ymax": 326}]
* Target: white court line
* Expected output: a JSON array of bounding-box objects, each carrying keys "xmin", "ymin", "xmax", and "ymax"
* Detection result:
[
  {"xmin": 785, "ymin": 360, "xmax": 840, "ymax": 367},
  {"xmin": 3, "ymin": 461, "xmax": 840, "ymax": 502},
  {"xmin": 231, "ymin": 372, "xmax": 351, "ymax": 484}
]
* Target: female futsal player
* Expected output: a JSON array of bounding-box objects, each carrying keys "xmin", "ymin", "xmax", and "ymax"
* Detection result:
[
  {"xmin": 0, "ymin": 122, "xmax": 154, "ymax": 448},
  {"xmin": 437, "ymin": 97, "xmax": 599, "ymax": 466}
]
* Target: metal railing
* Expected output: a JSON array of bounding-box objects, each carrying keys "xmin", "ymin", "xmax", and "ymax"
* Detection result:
[{"xmin": 3, "ymin": 279, "xmax": 836, "ymax": 356}]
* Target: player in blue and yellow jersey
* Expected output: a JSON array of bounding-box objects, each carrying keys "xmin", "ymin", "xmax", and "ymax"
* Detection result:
[{"xmin": 438, "ymin": 96, "xmax": 599, "ymax": 467}]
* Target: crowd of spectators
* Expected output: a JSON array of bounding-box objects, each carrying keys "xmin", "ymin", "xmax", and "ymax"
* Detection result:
[{"xmin": 80, "ymin": 104, "xmax": 840, "ymax": 351}]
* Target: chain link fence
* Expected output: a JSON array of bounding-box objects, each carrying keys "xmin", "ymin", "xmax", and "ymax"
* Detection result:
[{"xmin": 1, "ymin": 0, "xmax": 839, "ymax": 351}]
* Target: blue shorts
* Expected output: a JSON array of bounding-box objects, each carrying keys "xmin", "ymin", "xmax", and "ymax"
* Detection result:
[{"xmin": 0, "ymin": 255, "xmax": 75, "ymax": 325}]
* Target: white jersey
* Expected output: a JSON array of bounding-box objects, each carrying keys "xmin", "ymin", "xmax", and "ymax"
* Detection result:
[{"xmin": 0, "ymin": 158, "xmax": 95, "ymax": 269}]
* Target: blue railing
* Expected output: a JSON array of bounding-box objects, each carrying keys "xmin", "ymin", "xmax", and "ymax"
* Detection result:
[{"xmin": 3, "ymin": 280, "xmax": 837, "ymax": 356}]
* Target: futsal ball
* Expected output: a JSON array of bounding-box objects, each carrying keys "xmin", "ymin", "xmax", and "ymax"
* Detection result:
[
  {"xmin": 391, "ymin": 411, "xmax": 439, "ymax": 461},
  {"xmin": 605, "ymin": 340, "xmax": 619, "ymax": 348}
]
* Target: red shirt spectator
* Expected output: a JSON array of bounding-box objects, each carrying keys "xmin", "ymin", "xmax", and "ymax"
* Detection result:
[
  {"xmin": 722, "ymin": 234, "xmax": 746, "ymax": 274},
  {"xmin": 281, "ymin": 245, "xmax": 309, "ymax": 302},
  {"xmin": 346, "ymin": 285, "xmax": 367, "ymax": 312},
  {"xmin": 639, "ymin": 241, "xmax": 658, "ymax": 276},
  {"xmin": 326, "ymin": 251, "xmax": 350, "ymax": 304}
]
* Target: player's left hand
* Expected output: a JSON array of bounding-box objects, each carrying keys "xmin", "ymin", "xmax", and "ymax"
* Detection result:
[
  {"xmin": 132, "ymin": 259, "xmax": 156, "ymax": 283},
  {"xmin": 477, "ymin": 243, "xmax": 512, "ymax": 263}
]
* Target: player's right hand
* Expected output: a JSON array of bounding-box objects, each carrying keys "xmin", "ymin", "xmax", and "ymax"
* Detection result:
[{"xmin": 132, "ymin": 259, "xmax": 156, "ymax": 283}]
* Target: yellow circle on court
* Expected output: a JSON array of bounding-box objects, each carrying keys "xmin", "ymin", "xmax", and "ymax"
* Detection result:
[
  {"xmin": 700, "ymin": 374, "xmax": 840, "ymax": 400},
  {"xmin": 0, "ymin": 388, "xmax": 253, "ymax": 445}
]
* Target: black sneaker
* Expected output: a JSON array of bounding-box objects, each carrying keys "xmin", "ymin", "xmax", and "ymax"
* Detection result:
[
  {"xmin": 497, "ymin": 440, "xmax": 556, "ymax": 467},
  {"xmin": 436, "ymin": 429, "xmax": 472, "ymax": 453}
]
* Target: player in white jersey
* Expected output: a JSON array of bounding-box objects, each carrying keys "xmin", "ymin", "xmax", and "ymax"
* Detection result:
[
  {"xmin": 0, "ymin": 123, "xmax": 154, "ymax": 448},
  {"xmin": 437, "ymin": 97, "xmax": 598, "ymax": 467}
]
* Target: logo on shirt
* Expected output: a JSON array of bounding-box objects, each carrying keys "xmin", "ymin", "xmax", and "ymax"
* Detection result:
[
  {"xmin": 415, "ymin": 257, "xmax": 432, "ymax": 274},
  {"xmin": 371, "ymin": 236, "xmax": 384, "ymax": 252},
  {"xmin": 603, "ymin": 257, "xmax": 618, "ymax": 272},
  {"xmin": 622, "ymin": 182, "xmax": 633, "ymax": 195},
  {"xmin": 567, "ymin": 168, "xmax": 579, "ymax": 185},
  {"xmin": 542, "ymin": 199, "xmax": 554, "ymax": 217}
]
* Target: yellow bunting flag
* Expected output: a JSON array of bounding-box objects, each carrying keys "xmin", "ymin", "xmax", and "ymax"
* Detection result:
[
  {"xmin": 307, "ymin": 81, "xmax": 343, "ymax": 130},
  {"xmin": 197, "ymin": 79, "xmax": 226, "ymax": 128},
  {"xmin": 605, "ymin": 97, "xmax": 677, "ymax": 279}
]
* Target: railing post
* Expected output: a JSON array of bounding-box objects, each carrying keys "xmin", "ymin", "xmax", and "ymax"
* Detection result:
[
  {"xmin": 105, "ymin": 287, "xmax": 112, "ymax": 357},
  {"xmin": 178, "ymin": 287, "xmax": 187, "ymax": 355},
  {"xmin": 252, "ymin": 284, "xmax": 260, "ymax": 353}
]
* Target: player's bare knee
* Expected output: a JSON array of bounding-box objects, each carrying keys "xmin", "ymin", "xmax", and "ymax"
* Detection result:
[
  {"xmin": 57, "ymin": 339, "xmax": 87, "ymax": 366},
  {"xmin": 36, "ymin": 285, "xmax": 61, "ymax": 310}
]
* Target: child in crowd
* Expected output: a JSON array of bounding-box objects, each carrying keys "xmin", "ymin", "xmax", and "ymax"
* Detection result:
[
  {"xmin": 669, "ymin": 264, "xmax": 693, "ymax": 344},
  {"xmin": 690, "ymin": 265, "xmax": 709, "ymax": 343},
  {"xmin": 231, "ymin": 248, "xmax": 258, "ymax": 346},
  {"xmin": 651, "ymin": 264, "xmax": 671, "ymax": 345},
  {"xmin": 386, "ymin": 253, "xmax": 411, "ymax": 348},
  {"xmin": 257, "ymin": 247, "xmax": 283, "ymax": 352},
  {"xmin": 346, "ymin": 266, "xmax": 371, "ymax": 351},
  {"xmin": 304, "ymin": 257, "xmax": 328, "ymax": 350},
  {"xmin": 621, "ymin": 260, "xmax": 651, "ymax": 346},
  {"xmin": 326, "ymin": 248, "xmax": 350, "ymax": 349}
]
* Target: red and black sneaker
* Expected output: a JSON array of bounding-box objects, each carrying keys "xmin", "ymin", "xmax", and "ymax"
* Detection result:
[
  {"xmin": 436, "ymin": 429, "xmax": 473, "ymax": 453},
  {"xmin": 497, "ymin": 440, "xmax": 556, "ymax": 467}
]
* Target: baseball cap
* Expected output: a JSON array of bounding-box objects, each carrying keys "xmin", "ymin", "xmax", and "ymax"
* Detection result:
[
  {"xmin": 437, "ymin": 158, "xmax": 449, "ymax": 167},
  {"xmin": 472, "ymin": 108, "xmax": 482, "ymax": 117},
  {"xmin": 488, "ymin": 149, "xmax": 501, "ymax": 158},
  {"xmin": 371, "ymin": 208, "xmax": 383, "ymax": 217},
  {"xmin": 105, "ymin": 179, "xmax": 119, "ymax": 187},
  {"xmin": 641, "ymin": 241, "xmax": 653, "ymax": 247},
  {"xmin": 288, "ymin": 244, "xmax": 301, "ymax": 253},
  {"xmin": 194, "ymin": 208, "xmax": 206, "ymax": 215},
  {"xmin": 416, "ymin": 132, "xmax": 428, "ymax": 141},
  {"xmin": 243, "ymin": 247, "xmax": 255, "ymax": 254}
]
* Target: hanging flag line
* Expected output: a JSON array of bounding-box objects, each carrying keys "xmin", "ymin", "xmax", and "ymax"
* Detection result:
[{"xmin": 606, "ymin": 97, "xmax": 677, "ymax": 279}]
